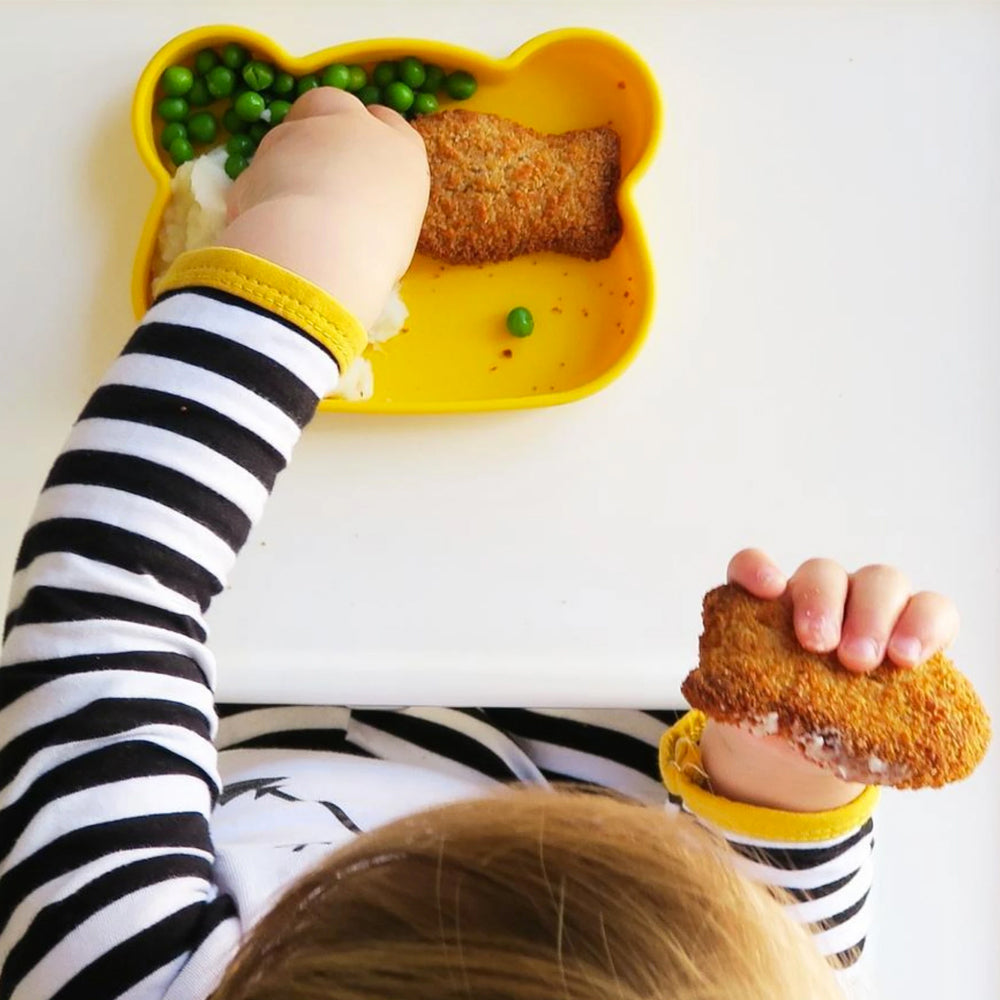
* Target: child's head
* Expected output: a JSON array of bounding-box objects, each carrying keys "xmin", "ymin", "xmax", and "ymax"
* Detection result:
[{"xmin": 211, "ymin": 789, "xmax": 842, "ymax": 1000}]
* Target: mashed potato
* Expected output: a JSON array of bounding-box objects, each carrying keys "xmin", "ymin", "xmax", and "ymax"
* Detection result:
[
  {"xmin": 153, "ymin": 147, "xmax": 407, "ymax": 402},
  {"xmin": 154, "ymin": 147, "xmax": 231, "ymax": 273}
]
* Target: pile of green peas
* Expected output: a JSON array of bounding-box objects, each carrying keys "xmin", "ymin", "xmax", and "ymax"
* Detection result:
[{"xmin": 156, "ymin": 42, "xmax": 478, "ymax": 179}]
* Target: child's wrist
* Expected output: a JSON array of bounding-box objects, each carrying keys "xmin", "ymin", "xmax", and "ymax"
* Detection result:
[
  {"xmin": 700, "ymin": 719, "xmax": 867, "ymax": 812},
  {"xmin": 217, "ymin": 196, "xmax": 388, "ymax": 330}
]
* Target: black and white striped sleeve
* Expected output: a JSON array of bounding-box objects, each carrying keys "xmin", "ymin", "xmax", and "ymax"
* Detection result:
[
  {"xmin": 687, "ymin": 808, "xmax": 876, "ymax": 974},
  {"xmin": 660, "ymin": 711, "xmax": 878, "ymax": 993},
  {"xmin": 485, "ymin": 707, "xmax": 876, "ymax": 989},
  {"xmin": 479, "ymin": 708, "xmax": 684, "ymax": 803},
  {"xmin": 0, "ymin": 254, "xmax": 358, "ymax": 1000}
]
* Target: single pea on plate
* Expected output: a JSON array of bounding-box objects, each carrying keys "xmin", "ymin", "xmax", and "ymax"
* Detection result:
[
  {"xmin": 506, "ymin": 307, "xmax": 534, "ymax": 338},
  {"xmin": 132, "ymin": 26, "xmax": 661, "ymax": 413}
]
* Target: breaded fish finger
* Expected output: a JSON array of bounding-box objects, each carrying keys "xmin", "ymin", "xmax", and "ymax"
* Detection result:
[
  {"xmin": 413, "ymin": 110, "xmax": 623, "ymax": 265},
  {"xmin": 681, "ymin": 585, "xmax": 991, "ymax": 789}
]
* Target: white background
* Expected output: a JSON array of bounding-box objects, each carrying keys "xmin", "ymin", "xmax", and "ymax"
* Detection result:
[{"xmin": 1, "ymin": 1, "xmax": 997, "ymax": 997}]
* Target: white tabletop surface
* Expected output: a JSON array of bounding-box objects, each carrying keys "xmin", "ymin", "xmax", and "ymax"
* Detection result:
[{"xmin": 2, "ymin": 1, "xmax": 998, "ymax": 997}]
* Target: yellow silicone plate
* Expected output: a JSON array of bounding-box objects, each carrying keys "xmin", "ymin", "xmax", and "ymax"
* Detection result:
[{"xmin": 132, "ymin": 26, "xmax": 661, "ymax": 413}]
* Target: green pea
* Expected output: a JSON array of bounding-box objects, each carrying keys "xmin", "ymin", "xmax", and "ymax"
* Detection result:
[
  {"xmin": 248, "ymin": 121, "xmax": 270, "ymax": 143},
  {"xmin": 268, "ymin": 98, "xmax": 292, "ymax": 124},
  {"xmin": 446, "ymin": 70, "xmax": 477, "ymax": 100},
  {"xmin": 221, "ymin": 42, "xmax": 250, "ymax": 71},
  {"xmin": 233, "ymin": 90, "xmax": 266, "ymax": 122},
  {"xmin": 272, "ymin": 71, "xmax": 295, "ymax": 95},
  {"xmin": 242, "ymin": 60, "xmax": 275, "ymax": 92},
  {"xmin": 397, "ymin": 56, "xmax": 426, "ymax": 90},
  {"xmin": 226, "ymin": 133, "xmax": 256, "ymax": 156},
  {"xmin": 357, "ymin": 84, "xmax": 381, "ymax": 106},
  {"xmin": 411, "ymin": 91, "xmax": 439, "ymax": 116},
  {"xmin": 320, "ymin": 63, "xmax": 351, "ymax": 89},
  {"xmin": 346, "ymin": 65, "xmax": 367, "ymax": 92},
  {"xmin": 383, "ymin": 81, "xmax": 414, "ymax": 113},
  {"xmin": 223, "ymin": 107, "xmax": 248, "ymax": 134},
  {"xmin": 206, "ymin": 65, "xmax": 236, "ymax": 98},
  {"xmin": 194, "ymin": 48, "xmax": 219, "ymax": 76},
  {"xmin": 225, "ymin": 153, "xmax": 249, "ymax": 180},
  {"xmin": 157, "ymin": 96, "xmax": 189, "ymax": 122},
  {"xmin": 421, "ymin": 63, "xmax": 446, "ymax": 93},
  {"xmin": 506, "ymin": 306, "xmax": 534, "ymax": 338},
  {"xmin": 296, "ymin": 74, "xmax": 319, "ymax": 96},
  {"xmin": 187, "ymin": 78, "xmax": 211, "ymax": 107},
  {"xmin": 372, "ymin": 61, "xmax": 397, "ymax": 88},
  {"xmin": 168, "ymin": 136, "xmax": 194, "ymax": 166},
  {"xmin": 160, "ymin": 122, "xmax": 187, "ymax": 148},
  {"xmin": 160, "ymin": 65, "xmax": 194, "ymax": 97},
  {"xmin": 187, "ymin": 111, "xmax": 217, "ymax": 144}
]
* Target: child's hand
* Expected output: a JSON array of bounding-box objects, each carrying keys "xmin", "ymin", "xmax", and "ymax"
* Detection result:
[
  {"xmin": 699, "ymin": 548, "xmax": 960, "ymax": 811},
  {"xmin": 216, "ymin": 88, "xmax": 430, "ymax": 330},
  {"xmin": 726, "ymin": 548, "xmax": 959, "ymax": 672}
]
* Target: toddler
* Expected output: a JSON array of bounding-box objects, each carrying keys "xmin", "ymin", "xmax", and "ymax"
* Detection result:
[{"xmin": 0, "ymin": 89, "xmax": 961, "ymax": 1000}]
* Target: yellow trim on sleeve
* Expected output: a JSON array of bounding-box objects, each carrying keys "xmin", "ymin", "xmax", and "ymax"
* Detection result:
[
  {"xmin": 152, "ymin": 247, "xmax": 368, "ymax": 375},
  {"xmin": 660, "ymin": 710, "xmax": 880, "ymax": 843}
]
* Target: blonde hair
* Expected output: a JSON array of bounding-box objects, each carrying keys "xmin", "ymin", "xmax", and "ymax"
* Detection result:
[{"xmin": 211, "ymin": 788, "xmax": 842, "ymax": 1000}]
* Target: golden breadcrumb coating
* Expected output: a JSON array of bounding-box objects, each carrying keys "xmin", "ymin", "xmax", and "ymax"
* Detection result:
[
  {"xmin": 681, "ymin": 585, "xmax": 991, "ymax": 789},
  {"xmin": 413, "ymin": 110, "xmax": 623, "ymax": 265}
]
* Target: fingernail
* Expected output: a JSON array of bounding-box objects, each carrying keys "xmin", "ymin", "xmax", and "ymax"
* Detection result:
[
  {"xmin": 817, "ymin": 617, "xmax": 840, "ymax": 650},
  {"xmin": 801, "ymin": 611, "xmax": 837, "ymax": 650},
  {"xmin": 842, "ymin": 637, "xmax": 880, "ymax": 667},
  {"xmin": 889, "ymin": 636, "xmax": 922, "ymax": 665}
]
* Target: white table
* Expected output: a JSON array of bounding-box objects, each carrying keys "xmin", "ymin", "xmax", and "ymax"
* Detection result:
[{"xmin": 2, "ymin": 2, "xmax": 997, "ymax": 997}]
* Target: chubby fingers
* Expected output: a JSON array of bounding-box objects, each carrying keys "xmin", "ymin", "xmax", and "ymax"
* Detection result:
[
  {"xmin": 885, "ymin": 590, "xmax": 960, "ymax": 668},
  {"xmin": 366, "ymin": 103, "xmax": 426, "ymax": 146},
  {"xmin": 741, "ymin": 554, "xmax": 960, "ymax": 674},
  {"xmin": 253, "ymin": 89, "xmax": 423, "ymax": 165},
  {"xmin": 787, "ymin": 558, "xmax": 848, "ymax": 655},
  {"xmin": 226, "ymin": 87, "xmax": 426, "ymax": 223},
  {"xmin": 251, "ymin": 87, "xmax": 364, "ymax": 160},
  {"xmin": 786, "ymin": 560, "xmax": 912, "ymax": 671},
  {"xmin": 726, "ymin": 548, "xmax": 787, "ymax": 599},
  {"xmin": 836, "ymin": 564, "xmax": 911, "ymax": 672},
  {"xmin": 285, "ymin": 87, "xmax": 420, "ymax": 142},
  {"xmin": 283, "ymin": 86, "xmax": 365, "ymax": 122}
]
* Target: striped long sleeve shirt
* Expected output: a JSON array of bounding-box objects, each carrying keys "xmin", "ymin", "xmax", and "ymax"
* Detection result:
[{"xmin": 0, "ymin": 247, "xmax": 876, "ymax": 1000}]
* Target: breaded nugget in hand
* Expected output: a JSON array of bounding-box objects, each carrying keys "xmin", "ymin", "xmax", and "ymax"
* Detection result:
[
  {"xmin": 413, "ymin": 110, "xmax": 622, "ymax": 264},
  {"xmin": 683, "ymin": 584, "xmax": 991, "ymax": 789}
]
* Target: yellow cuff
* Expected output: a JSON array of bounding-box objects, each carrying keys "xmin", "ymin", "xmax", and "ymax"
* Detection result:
[
  {"xmin": 660, "ymin": 710, "xmax": 880, "ymax": 843},
  {"xmin": 152, "ymin": 247, "xmax": 368, "ymax": 375}
]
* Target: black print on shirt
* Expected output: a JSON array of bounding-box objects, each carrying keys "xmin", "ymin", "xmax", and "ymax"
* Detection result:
[{"xmin": 219, "ymin": 775, "xmax": 363, "ymax": 834}]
